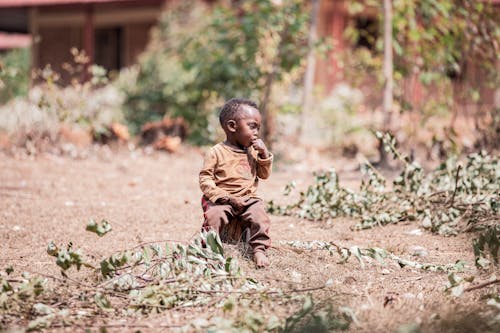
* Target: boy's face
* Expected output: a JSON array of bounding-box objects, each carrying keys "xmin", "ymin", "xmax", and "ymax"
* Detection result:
[{"xmin": 231, "ymin": 105, "xmax": 261, "ymax": 148}]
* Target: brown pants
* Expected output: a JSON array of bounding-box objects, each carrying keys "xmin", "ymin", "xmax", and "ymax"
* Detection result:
[{"xmin": 202, "ymin": 197, "xmax": 271, "ymax": 253}]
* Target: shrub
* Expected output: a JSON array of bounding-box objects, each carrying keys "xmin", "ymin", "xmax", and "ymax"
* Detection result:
[
  {"xmin": 0, "ymin": 49, "xmax": 126, "ymax": 150},
  {"xmin": 122, "ymin": 0, "xmax": 310, "ymax": 144},
  {"xmin": 0, "ymin": 47, "xmax": 30, "ymax": 104}
]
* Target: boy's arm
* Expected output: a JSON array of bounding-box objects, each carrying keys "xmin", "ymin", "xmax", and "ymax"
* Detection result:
[
  {"xmin": 199, "ymin": 148, "xmax": 231, "ymax": 203},
  {"xmin": 255, "ymin": 153, "xmax": 273, "ymax": 179},
  {"xmin": 251, "ymin": 139, "xmax": 273, "ymax": 179}
]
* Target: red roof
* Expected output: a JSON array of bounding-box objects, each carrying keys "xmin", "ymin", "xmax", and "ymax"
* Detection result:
[
  {"xmin": 0, "ymin": 0, "xmax": 142, "ymax": 7},
  {"xmin": 0, "ymin": 32, "xmax": 31, "ymax": 49}
]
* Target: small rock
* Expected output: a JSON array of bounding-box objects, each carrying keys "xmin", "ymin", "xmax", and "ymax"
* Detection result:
[
  {"xmin": 76, "ymin": 310, "xmax": 88, "ymax": 317},
  {"xmin": 291, "ymin": 270, "xmax": 302, "ymax": 283},
  {"xmin": 422, "ymin": 216, "xmax": 432, "ymax": 228},
  {"xmin": 408, "ymin": 245, "xmax": 428, "ymax": 257},
  {"xmin": 381, "ymin": 269, "xmax": 391, "ymax": 275},
  {"xmin": 405, "ymin": 229, "xmax": 423, "ymax": 236}
]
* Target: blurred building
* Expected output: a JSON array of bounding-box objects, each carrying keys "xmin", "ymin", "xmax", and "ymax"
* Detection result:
[
  {"xmin": 315, "ymin": 0, "xmax": 499, "ymax": 108},
  {"xmin": 0, "ymin": 0, "xmax": 167, "ymax": 81},
  {"xmin": 0, "ymin": 32, "xmax": 31, "ymax": 50},
  {"xmin": 0, "ymin": 0, "xmax": 350, "ymax": 89},
  {"xmin": 0, "ymin": 0, "xmax": 497, "ymax": 103}
]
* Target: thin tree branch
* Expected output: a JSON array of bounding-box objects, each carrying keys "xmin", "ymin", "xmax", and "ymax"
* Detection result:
[{"xmin": 464, "ymin": 278, "xmax": 500, "ymax": 292}]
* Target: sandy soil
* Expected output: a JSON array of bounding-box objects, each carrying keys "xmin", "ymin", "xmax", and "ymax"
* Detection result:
[{"xmin": 0, "ymin": 145, "xmax": 497, "ymax": 332}]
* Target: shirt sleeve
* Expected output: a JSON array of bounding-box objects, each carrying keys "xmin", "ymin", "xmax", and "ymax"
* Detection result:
[
  {"xmin": 255, "ymin": 152, "xmax": 273, "ymax": 179},
  {"xmin": 199, "ymin": 148, "xmax": 231, "ymax": 202}
]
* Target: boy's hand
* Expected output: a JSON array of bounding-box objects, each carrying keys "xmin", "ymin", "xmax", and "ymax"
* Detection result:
[
  {"xmin": 228, "ymin": 196, "xmax": 245, "ymax": 214},
  {"xmin": 252, "ymin": 139, "xmax": 269, "ymax": 159},
  {"xmin": 216, "ymin": 196, "xmax": 245, "ymax": 214}
]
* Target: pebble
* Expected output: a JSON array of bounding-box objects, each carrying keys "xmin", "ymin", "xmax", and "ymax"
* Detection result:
[
  {"xmin": 404, "ymin": 229, "xmax": 423, "ymax": 236},
  {"xmin": 408, "ymin": 245, "xmax": 428, "ymax": 257}
]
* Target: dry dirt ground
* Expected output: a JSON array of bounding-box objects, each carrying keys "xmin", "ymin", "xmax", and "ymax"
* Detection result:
[{"xmin": 0, "ymin": 145, "xmax": 498, "ymax": 332}]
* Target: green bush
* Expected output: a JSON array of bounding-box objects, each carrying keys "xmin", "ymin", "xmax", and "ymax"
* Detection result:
[
  {"xmin": 122, "ymin": 0, "xmax": 310, "ymax": 144},
  {"xmin": 0, "ymin": 49, "xmax": 125, "ymax": 148},
  {"xmin": 0, "ymin": 47, "xmax": 30, "ymax": 104}
]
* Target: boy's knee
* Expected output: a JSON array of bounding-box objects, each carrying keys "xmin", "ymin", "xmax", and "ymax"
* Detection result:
[
  {"xmin": 243, "ymin": 202, "xmax": 270, "ymax": 228},
  {"xmin": 204, "ymin": 205, "xmax": 231, "ymax": 227}
]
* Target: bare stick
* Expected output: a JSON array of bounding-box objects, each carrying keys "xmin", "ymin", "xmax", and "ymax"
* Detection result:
[
  {"xmin": 55, "ymin": 323, "xmax": 184, "ymax": 329},
  {"xmin": 448, "ymin": 164, "xmax": 462, "ymax": 208},
  {"xmin": 194, "ymin": 284, "xmax": 326, "ymax": 296},
  {"xmin": 464, "ymin": 278, "xmax": 500, "ymax": 292}
]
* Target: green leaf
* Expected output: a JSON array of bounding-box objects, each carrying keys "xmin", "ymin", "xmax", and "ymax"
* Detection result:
[
  {"xmin": 86, "ymin": 219, "xmax": 112, "ymax": 237},
  {"xmin": 46, "ymin": 241, "xmax": 58, "ymax": 256},
  {"xmin": 100, "ymin": 259, "xmax": 114, "ymax": 278},
  {"xmin": 94, "ymin": 292, "xmax": 112, "ymax": 310},
  {"xmin": 27, "ymin": 315, "xmax": 53, "ymax": 332},
  {"xmin": 205, "ymin": 231, "xmax": 224, "ymax": 256},
  {"xmin": 142, "ymin": 246, "xmax": 151, "ymax": 266},
  {"xmin": 476, "ymin": 256, "xmax": 491, "ymax": 269},
  {"xmin": 350, "ymin": 246, "xmax": 364, "ymax": 269}
]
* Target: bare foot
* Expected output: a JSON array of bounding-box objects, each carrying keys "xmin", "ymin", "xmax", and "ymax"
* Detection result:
[{"xmin": 253, "ymin": 251, "xmax": 270, "ymax": 268}]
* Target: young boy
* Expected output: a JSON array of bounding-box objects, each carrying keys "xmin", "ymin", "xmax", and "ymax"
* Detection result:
[{"xmin": 199, "ymin": 98, "xmax": 273, "ymax": 268}]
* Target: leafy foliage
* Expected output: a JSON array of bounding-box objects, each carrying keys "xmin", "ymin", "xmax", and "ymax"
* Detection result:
[
  {"xmin": 281, "ymin": 240, "xmax": 466, "ymax": 273},
  {"xmin": 192, "ymin": 294, "xmax": 353, "ymax": 333},
  {"xmin": 0, "ymin": 48, "xmax": 125, "ymax": 149},
  {"xmin": 344, "ymin": 0, "xmax": 498, "ymax": 115},
  {"xmin": 340, "ymin": 0, "xmax": 500, "ymax": 155},
  {"xmin": 269, "ymin": 133, "xmax": 499, "ymax": 267},
  {"xmin": 46, "ymin": 241, "xmax": 94, "ymax": 276},
  {"xmin": 85, "ymin": 218, "xmax": 112, "ymax": 237},
  {"xmin": 0, "ymin": 271, "xmax": 45, "ymax": 312},
  {"xmin": 32, "ymin": 49, "xmax": 125, "ymax": 140},
  {"xmin": 2, "ymin": 224, "xmax": 351, "ymax": 331},
  {"xmin": 0, "ymin": 47, "xmax": 30, "ymax": 104},
  {"xmin": 123, "ymin": 0, "xmax": 310, "ymax": 143},
  {"xmin": 473, "ymin": 224, "xmax": 500, "ymax": 269}
]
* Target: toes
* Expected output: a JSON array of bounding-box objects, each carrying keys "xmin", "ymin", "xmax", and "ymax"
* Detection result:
[{"xmin": 254, "ymin": 252, "xmax": 270, "ymax": 268}]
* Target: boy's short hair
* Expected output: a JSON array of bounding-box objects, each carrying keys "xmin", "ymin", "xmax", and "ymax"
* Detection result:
[{"xmin": 219, "ymin": 98, "xmax": 258, "ymax": 126}]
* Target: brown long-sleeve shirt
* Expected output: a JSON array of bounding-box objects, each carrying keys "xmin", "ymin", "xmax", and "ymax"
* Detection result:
[{"xmin": 199, "ymin": 142, "xmax": 273, "ymax": 202}]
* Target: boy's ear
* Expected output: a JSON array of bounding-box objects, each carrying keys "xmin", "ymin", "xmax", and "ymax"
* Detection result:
[{"xmin": 227, "ymin": 120, "xmax": 237, "ymax": 132}]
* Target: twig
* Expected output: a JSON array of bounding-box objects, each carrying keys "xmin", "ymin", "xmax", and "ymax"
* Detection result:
[
  {"xmin": 24, "ymin": 269, "xmax": 129, "ymax": 299},
  {"xmin": 464, "ymin": 278, "xmax": 500, "ymax": 292},
  {"xmin": 194, "ymin": 284, "xmax": 326, "ymax": 296},
  {"xmin": 428, "ymin": 190, "xmax": 448, "ymax": 198},
  {"xmin": 122, "ymin": 239, "xmax": 189, "ymax": 253},
  {"xmin": 56, "ymin": 323, "xmax": 184, "ymax": 329},
  {"xmin": 0, "ymin": 191, "xmax": 33, "ymax": 199},
  {"xmin": 25, "ymin": 269, "xmax": 92, "ymax": 288},
  {"xmin": 447, "ymin": 164, "xmax": 462, "ymax": 208}
]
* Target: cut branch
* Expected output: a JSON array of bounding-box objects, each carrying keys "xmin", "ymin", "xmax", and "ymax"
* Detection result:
[{"xmin": 464, "ymin": 278, "xmax": 500, "ymax": 292}]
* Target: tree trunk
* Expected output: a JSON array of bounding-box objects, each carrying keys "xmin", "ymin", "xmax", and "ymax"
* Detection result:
[
  {"xmin": 378, "ymin": 0, "xmax": 393, "ymax": 167},
  {"xmin": 260, "ymin": 22, "xmax": 291, "ymax": 147},
  {"xmin": 260, "ymin": 69, "xmax": 276, "ymax": 146},
  {"xmin": 298, "ymin": 0, "xmax": 320, "ymax": 142}
]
